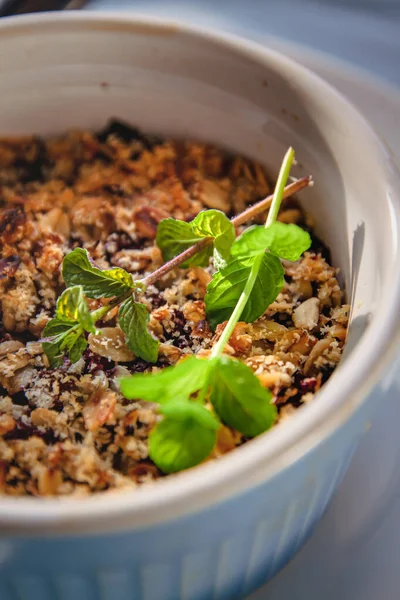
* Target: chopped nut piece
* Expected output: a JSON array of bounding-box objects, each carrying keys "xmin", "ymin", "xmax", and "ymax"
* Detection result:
[
  {"xmin": 158, "ymin": 343, "xmax": 182, "ymax": 364},
  {"xmin": 37, "ymin": 467, "xmax": 63, "ymax": 496},
  {"xmin": 0, "ymin": 414, "xmax": 16, "ymax": 435},
  {"xmin": 304, "ymin": 338, "xmax": 334, "ymax": 375},
  {"xmin": 0, "ymin": 340, "xmax": 24, "ymax": 358},
  {"xmin": 212, "ymin": 426, "xmax": 240, "ymax": 456},
  {"xmin": 83, "ymin": 389, "xmax": 117, "ymax": 431},
  {"xmin": 293, "ymin": 298, "xmax": 320, "ymax": 330},
  {"xmin": 277, "ymin": 208, "xmax": 302, "ymax": 224},
  {"xmin": 39, "ymin": 207, "xmax": 70, "ymax": 237},
  {"xmin": 182, "ymin": 300, "xmax": 206, "ymax": 324},
  {"xmin": 88, "ymin": 328, "xmax": 135, "ymax": 362},
  {"xmin": 258, "ymin": 371, "xmax": 292, "ymax": 389},
  {"xmin": 196, "ymin": 179, "xmax": 230, "ymax": 212}
]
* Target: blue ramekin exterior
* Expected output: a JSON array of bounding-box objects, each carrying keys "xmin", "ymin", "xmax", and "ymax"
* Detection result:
[{"xmin": 0, "ymin": 383, "xmax": 379, "ymax": 600}]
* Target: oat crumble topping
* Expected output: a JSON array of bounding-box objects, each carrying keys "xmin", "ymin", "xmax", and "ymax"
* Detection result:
[{"xmin": 0, "ymin": 121, "xmax": 349, "ymax": 496}]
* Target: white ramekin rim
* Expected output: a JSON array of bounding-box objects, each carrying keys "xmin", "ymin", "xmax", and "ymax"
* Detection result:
[{"xmin": 1, "ymin": 11, "xmax": 400, "ymax": 535}]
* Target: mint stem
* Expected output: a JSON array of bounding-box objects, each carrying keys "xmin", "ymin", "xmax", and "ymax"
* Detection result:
[
  {"xmin": 210, "ymin": 253, "xmax": 264, "ymax": 359},
  {"xmin": 210, "ymin": 148, "xmax": 295, "ymax": 359},
  {"xmin": 141, "ymin": 174, "xmax": 310, "ymax": 287},
  {"xmin": 266, "ymin": 147, "xmax": 295, "ymax": 228}
]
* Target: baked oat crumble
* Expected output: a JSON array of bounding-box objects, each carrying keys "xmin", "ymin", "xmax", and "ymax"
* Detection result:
[{"xmin": 0, "ymin": 120, "xmax": 349, "ymax": 496}]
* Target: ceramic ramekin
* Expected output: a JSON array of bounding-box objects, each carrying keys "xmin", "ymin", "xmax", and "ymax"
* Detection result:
[{"xmin": 0, "ymin": 12, "xmax": 399, "ymax": 600}]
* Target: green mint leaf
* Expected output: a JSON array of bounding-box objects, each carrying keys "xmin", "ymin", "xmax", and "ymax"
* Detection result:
[
  {"xmin": 266, "ymin": 222, "xmax": 311, "ymax": 261},
  {"xmin": 55, "ymin": 286, "xmax": 95, "ymax": 333},
  {"xmin": 155, "ymin": 218, "xmax": 211, "ymax": 267},
  {"xmin": 209, "ymin": 355, "xmax": 277, "ymax": 437},
  {"xmin": 63, "ymin": 248, "xmax": 136, "ymax": 298},
  {"xmin": 42, "ymin": 318, "xmax": 87, "ymax": 368},
  {"xmin": 42, "ymin": 319, "xmax": 74, "ymax": 338},
  {"xmin": 149, "ymin": 400, "xmax": 219, "ymax": 473},
  {"xmin": 231, "ymin": 225, "xmax": 272, "ymax": 258},
  {"xmin": 120, "ymin": 356, "xmax": 209, "ymax": 403},
  {"xmin": 191, "ymin": 209, "xmax": 235, "ymax": 264},
  {"xmin": 59, "ymin": 329, "xmax": 88, "ymax": 364},
  {"xmin": 118, "ymin": 297, "xmax": 159, "ymax": 363},
  {"xmin": 42, "ymin": 319, "xmax": 73, "ymax": 367},
  {"xmin": 42, "ymin": 286, "xmax": 93, "ymax": 367},
  {"xmin": 205, "ymin": 254, "xmax": 285, "ymax": 329},
  {"xmin": 231, "ymin": 222, "xmax": 311, "ymax": 262},
  {"xmin": 156, "ymin": 211, "xmax": 235, "ymax": 269}
]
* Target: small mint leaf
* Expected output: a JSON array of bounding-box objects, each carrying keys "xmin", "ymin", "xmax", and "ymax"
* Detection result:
[
  {"xmin": 42, "ymin": 318, "xmax": 87, "ymax": 368},
  {"xmin": 149, "ymin": 400, "xmax": 219, "ymax": 473},
  {"xmin": 42, "ymin": 286, "xmax": 93, "ymax": 367},
  {"xmin": 230, "ymin": 225, "xmax": 272, "ymax": 258},
  {"xmin": 205, "ymin": 254, "xmax": 284, "ymax": 329},
  {"xmin": 232, "ymin": 222, "xmax": 311, "ymax": 262},
  {"xmin": 209, "ymin": 355, "xmax": 277, "ymax": 437},
  {"xmin": 120, "ymin": 356, "xmax": 209, "ymax": 403},
  {"xmin": 155, "ymin": 218, "xmax": 208, "ymax": 266},
  {"xmin": 63, "ymin": 248, "xmax": 136, "ymax": 298},
  {"xmin": 55, "ymin": 286, "xmax": 95, "ymax": 333},
  {"xmin": 156, "ymin": 211, "xmax": 235, "ymax": 270},
  {"xmin": 266, "ymin": 222, "xmax": 311, "ymax": 261},
  {"xmin": 191, "ymin": 209, "xmax": 235, "ymax": 266},
  {"xmin": 118, "ymin": 297, "xmax": 159, "ymax": 363},
  {"xmin": 59, "ymin": 330, "xmax": 88, "ymax": 364}
]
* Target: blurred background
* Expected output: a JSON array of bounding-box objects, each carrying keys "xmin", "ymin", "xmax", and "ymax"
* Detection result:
[
  {"xmin": 2, "ymin": 0, "xmax": 399, "ymax": 88},
  {"xmin": 87, "ymin": 0, "xmax": 400, "ymax": 88}
]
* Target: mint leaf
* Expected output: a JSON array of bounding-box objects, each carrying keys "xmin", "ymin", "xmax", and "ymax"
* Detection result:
[
  {"xmin": 42, "ymin": 286, "xmax": 93, "ymax": 367},
  {"xmin": 42, "ymin": 320, "xmax": 75, "ymax": 367},
  {"xmin": 42, "ymin": 319, "xmax": 88, "ymax": 368},
  {"xmin": 155, "ymin": 218, "xmax": 211, "ymax": 267},
  {"xmin": 42, "ymin": 319, "xmax": 74, "ymax": 338},
  {"xmin": 55, "ymin": 285, "xmax": 95, "ymax": 333},
  {"xmin": 232, "ymin": 222, "xmax": 311, "ymax": 261},
  {"xmin": 120, "ymin": 356, "xmax": 209, "ymax": 403},
  {"xmin": 266, "ymin": 222, "xmax": 311, "ymax": 261},
  {"xmin": 231, "ymin": 225, "xmax": 272, "ymax": 258},
  {"xmin": 205, "ymin": 254, "xmax": 284, "ymax": 329},
  {"xmin": 59, "ymin": 330, "xmax": 88, "ymax": 364},
  {"xmin": 191, "ymin": 209, "xmax": 235, "ymax": 265},
  {"xmin": 63, "ymin": 248, "xmax": 136, "ymax": 299},
  {"xmin": 209, "ymin": 356, "xmax": 277, "ymax": 437},
  {"xmin": 156, "ymin": 211, "xmax": 235, "ymax": 269},
  {"xmin": 149, "ymin": 400, "xmax": 219, "ymax": 473},
  {"xmin": 118, "ymin": 297, "xmax": 159, "ymax": 363}
]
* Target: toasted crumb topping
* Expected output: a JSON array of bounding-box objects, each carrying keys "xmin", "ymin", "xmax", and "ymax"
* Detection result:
[{"xmin": 0, "ymin": 122, "xmax": 348, "ymax": 497}]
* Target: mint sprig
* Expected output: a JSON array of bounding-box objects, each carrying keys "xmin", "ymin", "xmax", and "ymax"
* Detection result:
[
  {"xmin": 205, "ymin": 148, "xmax": 311, "ymax": 328},
  {"xmin": 120, "ymin": 148, "xmax": 303, "ymax": 474}
]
